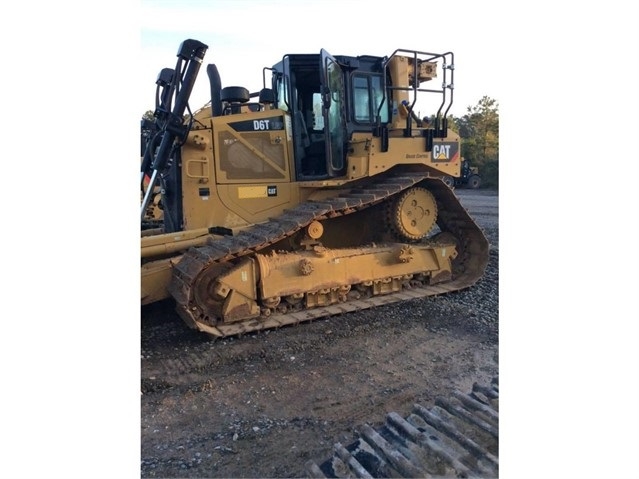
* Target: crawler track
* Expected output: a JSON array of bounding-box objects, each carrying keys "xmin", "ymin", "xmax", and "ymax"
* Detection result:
[
  {"xmin": 306, "ymin": 377, "xmax": 499, "ymax": 478},
  {"xmin": 169, "ymin": 172, "xmax": 489, "ymax": 336}
]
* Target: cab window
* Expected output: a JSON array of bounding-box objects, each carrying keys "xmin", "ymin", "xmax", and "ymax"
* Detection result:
[
  {"xmin": 276, "ymin": 75, "xmax": 289, "ymax": 112},
  {"xmin": 352, "ymin": 74, "xmax": 388, "ymax": 124}
]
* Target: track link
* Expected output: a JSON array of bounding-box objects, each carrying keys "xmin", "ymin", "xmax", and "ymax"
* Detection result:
[
  {"xmin": 306, "ymin": 377, "xmax": 499, "ymax": 478},
  {"xmin": 169, "ymin": 173, "xmax": 489, "ymax": 336}
]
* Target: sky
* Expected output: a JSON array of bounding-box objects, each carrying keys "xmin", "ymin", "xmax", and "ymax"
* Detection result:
[
  {"xmin": 1, "ymin": 1, "xmax": 638, "ymax": 478},
  {"xmin": 139, "ymin": 0, "xmax": 508, "ymax": 118}
]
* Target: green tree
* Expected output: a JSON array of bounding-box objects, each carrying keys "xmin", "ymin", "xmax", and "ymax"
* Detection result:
[
  {"xmin": 457, "ymin": 96, "xmax": 499, "ymax": 188},
  {"xmin": 424, "ymin": 114, "xmax": 459, "ymax": 134}
]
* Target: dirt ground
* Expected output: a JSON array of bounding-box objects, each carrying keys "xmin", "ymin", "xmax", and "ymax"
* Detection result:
[{"xmin": 141, "ymin": 188, "xmax": 499, "ymax": 478}]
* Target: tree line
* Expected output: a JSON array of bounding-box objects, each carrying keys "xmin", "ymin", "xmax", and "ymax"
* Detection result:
[{"xmin": 447, "ymin": 96, "xmax": 499, "ymax": 189}]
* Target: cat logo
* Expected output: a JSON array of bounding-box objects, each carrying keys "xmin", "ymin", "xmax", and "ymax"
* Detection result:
[
  {"xmin": 433, "ymin": 144, "xmax": 451, "ymax": 160},
  {"xmin": 432, "ymin": 142, "xmax": 459, "ymax": 163}
]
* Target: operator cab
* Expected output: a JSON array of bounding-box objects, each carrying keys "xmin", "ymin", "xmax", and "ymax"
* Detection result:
[{"xmin": 271, "ymin": 51, "xmax": 391, "ymax": 181}]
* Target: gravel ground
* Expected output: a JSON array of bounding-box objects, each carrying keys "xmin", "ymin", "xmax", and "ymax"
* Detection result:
[{"xmin": 141, "ymin": 187, "xmax": 498, "ymax": 478}]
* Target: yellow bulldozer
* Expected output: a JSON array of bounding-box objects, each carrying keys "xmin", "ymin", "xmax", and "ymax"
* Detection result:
[{"xmin": 140, "ymin": 39, "xmax": 489, "ymax": 337}]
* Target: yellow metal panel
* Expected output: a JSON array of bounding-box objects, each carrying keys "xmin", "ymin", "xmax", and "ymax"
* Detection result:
[
  {"xmin": 218, "ymin": 259, "xmax": 257, "ymax": 300},
  {"xmin": 141, "ymin": 258, "xmax": 175, "ymax": 304},
  {"xmin": 257, "ymin": 245, "xmax": 454, "ymax": 299},
  {"xmin": 237, "ymin": 186, "xmax": 269, "ymax": 199},
  {"xmin": 218, "ymin": 183, "xmax": 294, "ymax": 221}
]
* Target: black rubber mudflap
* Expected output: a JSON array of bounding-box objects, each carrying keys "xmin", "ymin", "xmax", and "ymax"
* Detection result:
[{"xmin": 306, "ymin": 377, "xmax": 499, "ymax": 478}]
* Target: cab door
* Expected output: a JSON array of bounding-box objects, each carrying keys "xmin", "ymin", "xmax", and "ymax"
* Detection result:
[{"xmin": 319, "ymin": 49, "xmax": 347, "ymax": 177}]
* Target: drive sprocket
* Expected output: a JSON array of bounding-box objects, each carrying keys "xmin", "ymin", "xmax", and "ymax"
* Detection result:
[{"xmin": 388, "ymin": 186, "xmax": 438, "ymax": 241}]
